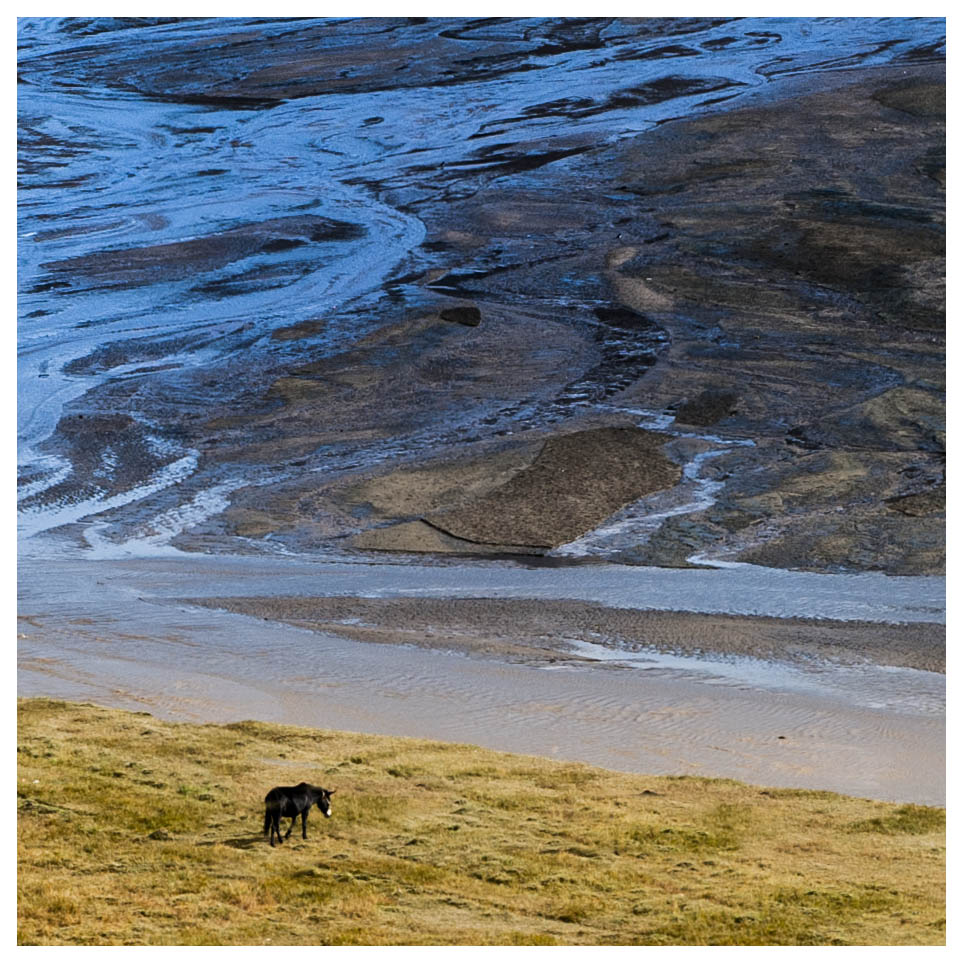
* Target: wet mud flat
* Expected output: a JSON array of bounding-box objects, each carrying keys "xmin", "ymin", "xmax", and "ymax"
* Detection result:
[
  {"xmin": 19, "ymin": 21, "xmax": 944, "ymax": 574},
  {"xmin": 204, "ymin": 64, "xmax": 941, "ymax": 572},
  {"xmin": 162, "ymin": 66, "xmax": 945, "ymax": 571}
]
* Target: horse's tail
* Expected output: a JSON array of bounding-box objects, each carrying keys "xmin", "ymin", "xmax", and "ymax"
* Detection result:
[{"xmin": 263, "ymin": 806, "xmax": 271, "ymax": 836}]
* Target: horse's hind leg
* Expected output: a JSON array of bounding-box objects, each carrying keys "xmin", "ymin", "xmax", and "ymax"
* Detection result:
[{"xmin": 270, "ymin": 812, "xmax": 281, "ymax": 846}]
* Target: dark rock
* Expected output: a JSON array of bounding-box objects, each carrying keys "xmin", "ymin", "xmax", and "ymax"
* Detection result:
[
  {"xmin": 439, "ymin": 305, "xmax": 482, "ymax": 327},
  {"xmin": 675, "ymin": 390, "xmax": 738, "ymax": 427}
]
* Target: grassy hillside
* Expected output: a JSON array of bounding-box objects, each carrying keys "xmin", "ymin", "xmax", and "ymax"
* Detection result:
[{"xmin": 17, "ymin": 699, "xmax": 945, "ymax": 945}]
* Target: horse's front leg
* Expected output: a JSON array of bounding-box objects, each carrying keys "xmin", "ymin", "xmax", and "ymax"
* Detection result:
[
  {"xmin": 301, "ymin": 810, "xmax": 308, "ymax": 840},
  {"xmin": 285, "ymin": 814, "xmax": 298, "ymax": 839}
]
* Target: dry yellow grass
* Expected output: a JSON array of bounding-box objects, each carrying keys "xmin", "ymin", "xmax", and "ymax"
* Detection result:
[{"xmin": 17, "ymin": 698, "xmax": 944, "ymax": 946}]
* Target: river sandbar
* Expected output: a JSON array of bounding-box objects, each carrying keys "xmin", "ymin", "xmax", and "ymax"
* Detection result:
[{"xmin": 184, "ymin": 594, "xmax": 945, "ymax": 674}]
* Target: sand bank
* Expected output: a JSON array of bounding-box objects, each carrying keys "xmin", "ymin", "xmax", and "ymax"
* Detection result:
[{"xmin": 185, "ymin": 595, "xmax": 945, "ymax": 674}]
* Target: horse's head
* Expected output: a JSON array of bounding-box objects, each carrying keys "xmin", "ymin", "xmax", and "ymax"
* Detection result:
[{"xmin": 316, "ymin": 788, "xmax": 334, "ymax": 818}]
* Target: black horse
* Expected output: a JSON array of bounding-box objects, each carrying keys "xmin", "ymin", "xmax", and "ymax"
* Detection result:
[{"xmin": 263, "ymin": 782, "xmax": 334, "ymax": 847}]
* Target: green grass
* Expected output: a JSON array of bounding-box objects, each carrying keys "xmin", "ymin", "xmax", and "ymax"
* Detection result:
[
  {"xmin": 17, "ymin": 698, "xmax": 944, "ymax": 945},
  {"xmin": 847, "ymin": 805, "xmax": 946, "ymax": 836}
]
